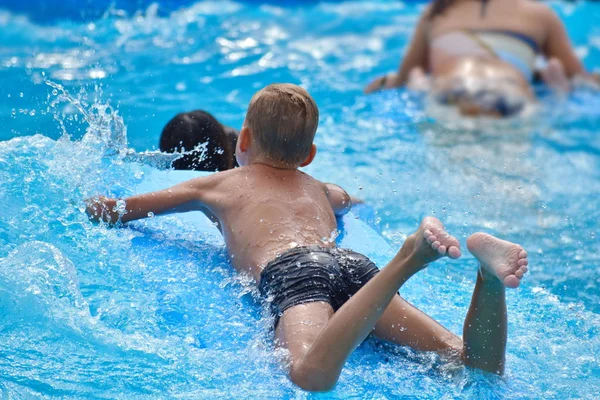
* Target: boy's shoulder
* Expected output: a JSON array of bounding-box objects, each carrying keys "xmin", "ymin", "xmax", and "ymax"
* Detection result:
[{"xmin": 209, "ymin": 165, "xmax": 325, "ymax": 189}]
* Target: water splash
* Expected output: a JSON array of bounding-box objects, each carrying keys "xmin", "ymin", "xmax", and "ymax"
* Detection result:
[{"xmin": 1, "ymin": 1, "xmax": 600, "ymax": 397}]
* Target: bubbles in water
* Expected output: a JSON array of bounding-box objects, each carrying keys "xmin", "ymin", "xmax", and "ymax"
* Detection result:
[{"xmin": 114, "ymin": 199, "xmax": 127, "ymax": 215}]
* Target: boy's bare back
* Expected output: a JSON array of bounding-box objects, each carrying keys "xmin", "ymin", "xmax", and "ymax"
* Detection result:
[
  {"xmin": 210, "ymin": 166, "xmax": 342, "ymax": 279},
  {"xmin": 184, "ymin": 165, "xmax": 343, "ymax": 280}
]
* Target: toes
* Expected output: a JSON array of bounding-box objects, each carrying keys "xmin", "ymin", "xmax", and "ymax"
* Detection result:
[
  {"xmin": 431, "ymin": 241, "xmax": 441, "ymax": 250},
  {"xmin": 446, "ymin": 237, "xmax": 460, "ymax": 250},
  {"xmin": 448, "ymin": 246, "xmax": 461, "ymax": 259},
  {"xmin": 518, "ymin": 258, "xmax": 528, "ymax": 267},
  {"xmin": 515, "ymin": 269, "xmax": 524, "ymax": 279},
  {"xmin": 426, "ymin": 235, "xmax": 437, "ymax": 245},
  {"xmin": 519, "ymin": 249, "xmax": 527, "ymax": 259},
  {"xmin": 520, "ymin": 266, "xmax": 528, "ymax": 274},
  {"xmin": 503, "ymin": 275, "xmax": 521, "ymax": 289},
  {"xmin": 437, "ymin": 245, "xmax": 447, "ymax": 255},
  {"xmin": 424, "ymin": 229, "xmax": 433, "ymax": 239}
]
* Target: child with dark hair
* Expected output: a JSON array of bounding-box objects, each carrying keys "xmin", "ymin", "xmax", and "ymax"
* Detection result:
[
  {"xmin": 159, "ymin": 110, "xmax": 239, "ymax": 171},
  {"xmin": 87, "ymin": 84, "xmax": 529, "ymax": 392}
]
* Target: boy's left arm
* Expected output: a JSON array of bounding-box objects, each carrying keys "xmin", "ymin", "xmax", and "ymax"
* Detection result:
[{"xmin": 324, "ymin": 183, "xmax": 352, "ymax": 217}]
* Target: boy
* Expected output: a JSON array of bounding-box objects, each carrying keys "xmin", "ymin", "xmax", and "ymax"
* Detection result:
[{"xmin": 86, "ymin": 84, "xmax": 529, "ymax": 392}]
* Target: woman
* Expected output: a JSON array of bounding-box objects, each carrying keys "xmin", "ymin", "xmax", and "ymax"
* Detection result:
[{"xmin": 365, "ymin": 0, "xmax": 591, "ymax": 117}]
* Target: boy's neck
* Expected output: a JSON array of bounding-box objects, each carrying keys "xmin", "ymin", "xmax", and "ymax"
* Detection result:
[{"xmin": 247, "ymin": 157, "xmax": 299, "ymax": 171}]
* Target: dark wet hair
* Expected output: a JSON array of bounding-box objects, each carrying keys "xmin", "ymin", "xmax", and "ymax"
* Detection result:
[
  {"xmin": 428, "ymin": 0, "xmax": 489, "ymax": 19},
  {"xmin": 159, "ymin": 110, "xmax": 239, "ymax": 172}
]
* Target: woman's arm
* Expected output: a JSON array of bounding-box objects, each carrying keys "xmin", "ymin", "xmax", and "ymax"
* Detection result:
[
  {"xmin": 541, "ymin": 6, "xmax": 585, "ymax": 78},
  {"xmin": 365, "ymin": 9, "xmax": 430, "ymax": 94}
]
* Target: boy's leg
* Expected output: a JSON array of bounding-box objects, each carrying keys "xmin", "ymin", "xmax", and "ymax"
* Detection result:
[
  {"xmin": 275, "ymin": 217, "xmax": 460, "ymax": 392},
  {"xmin": 373, "ymin": 295, "xmax": 464, "ymax": 355},
  {"xmin": 462, "ymin": 233, "xmax": 528, "ymax": 373},
  {"xmin": 373, "ymin": 233, "xmax": 528, "ymax": 375},
  {"xmin": 373, "ymin": 224, "xmax": 464, "ymax": 354}
]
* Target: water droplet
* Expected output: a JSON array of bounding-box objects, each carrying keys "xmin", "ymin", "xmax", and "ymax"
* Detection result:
[
  {"xmin": 147, "ymin": 212, "xmax": 155, "ymax": 218},
  {"xmin": 29, "ymin": 110, "xmax": 36, "ymax": 116},
  {"xmin": 19, "ymin": 92, "xmax": 23, "ymax": 98},
  {"xmin": 52, "ymin": 89, "xmax": 58, "ymax": 96}
]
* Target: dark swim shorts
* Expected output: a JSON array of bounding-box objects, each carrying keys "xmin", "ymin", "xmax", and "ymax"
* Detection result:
[{"xmin": 258, "ymin": 246, "xmax": 380, "ymax": 327}]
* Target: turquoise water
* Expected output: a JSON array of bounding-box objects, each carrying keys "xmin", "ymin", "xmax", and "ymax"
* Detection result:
[{"xmin": 1, "ymin": 1, "xmax": 600, "ymax": 398}]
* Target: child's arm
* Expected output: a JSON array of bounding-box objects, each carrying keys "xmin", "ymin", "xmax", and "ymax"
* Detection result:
[
  {"xmin": 85, "ymin": 177, "xmax": 218, "ymax": 225},
  {"xmin": 324, "ymin": 183, "xmax": 352, "ymax": 217}
]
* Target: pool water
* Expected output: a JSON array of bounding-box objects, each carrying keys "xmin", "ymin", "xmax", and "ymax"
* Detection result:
[{"xmin": 1, "ymin": 1, "xmax": 600, "ymax": 398}]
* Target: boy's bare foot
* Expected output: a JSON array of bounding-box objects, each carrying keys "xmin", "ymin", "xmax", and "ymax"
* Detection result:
[
  {"xmin": 401, "ymin": 217, "xmax": 461, "ymax": 269},
  {"xmin": 467, "ymin": 233, "xmax": 529, "ymax": 288}
]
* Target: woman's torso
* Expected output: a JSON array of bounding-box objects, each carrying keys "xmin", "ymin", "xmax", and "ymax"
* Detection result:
[{"xmin": 427, "ymin": 0, "xmax": 548, "ymax": 80}]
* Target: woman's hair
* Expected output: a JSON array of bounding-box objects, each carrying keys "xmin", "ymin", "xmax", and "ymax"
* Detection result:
[{"xmin": 428, "ymin": 0, "xmax": 489, "ymax": 19}]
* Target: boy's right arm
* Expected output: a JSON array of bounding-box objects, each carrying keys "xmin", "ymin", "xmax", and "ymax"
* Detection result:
[
  {"xmin": 324, "ymin": 183, "xmax": 352, "ymax": 217},
  {"xmin": 85, "ymin": 176, "xmax": 219, "ymax": 225}
]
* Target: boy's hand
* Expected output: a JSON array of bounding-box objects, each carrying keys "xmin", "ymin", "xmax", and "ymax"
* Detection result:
[
  {"xmin": 85, "ymin": 196, "xmax": 119, "ymax": 224},
  {"xmin": 349, "ymin": 195, "xmax": 364, "ymax": 205}
]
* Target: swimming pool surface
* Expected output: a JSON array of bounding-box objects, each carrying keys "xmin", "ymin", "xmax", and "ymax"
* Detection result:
[{"xmin": 1, "ymin": 1, "xmax": 599, "ymax": 398}]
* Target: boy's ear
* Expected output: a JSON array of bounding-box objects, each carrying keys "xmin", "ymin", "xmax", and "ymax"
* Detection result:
[
  {"xmin": 299, "ymin": 144, "xmax": 317, "ymax": 167},
  {"xmin": 239, "ymin": 126, "xmax": 252, "ymax": 152}
]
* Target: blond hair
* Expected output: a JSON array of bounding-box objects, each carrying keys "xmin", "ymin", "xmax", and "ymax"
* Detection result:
[{"xmin": 245, "ymin": 84, "xmax": 319, "ymax": 166}]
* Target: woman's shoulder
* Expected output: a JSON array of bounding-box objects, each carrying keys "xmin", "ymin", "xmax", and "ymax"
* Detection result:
[{"xmin": 520, "ymin": 0, "xmax": 556, "ymax": 20}]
